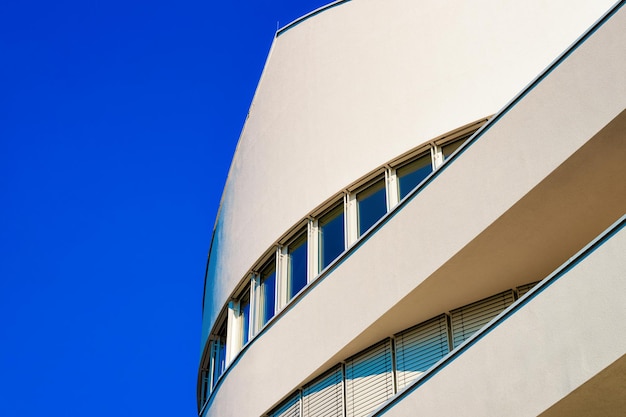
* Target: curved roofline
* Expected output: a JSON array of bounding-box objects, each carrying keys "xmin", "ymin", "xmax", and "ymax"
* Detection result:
[{"xmin": 276, "ymin": 0, "xmax": 351, "ymax": 36}]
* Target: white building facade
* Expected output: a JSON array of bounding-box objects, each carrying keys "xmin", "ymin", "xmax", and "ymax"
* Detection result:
[{"xmin": 198, "ymin": 1, "xmax": 626, "ymax": 416}]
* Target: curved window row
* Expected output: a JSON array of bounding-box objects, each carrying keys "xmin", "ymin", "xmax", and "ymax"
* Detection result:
[
  {"xmin": 198, "ymin": 118, "xmax": 489, "ymax": 411},
  {"xmin": 265, "ymin": 282, "xmax": 539, "ymax": 417}
]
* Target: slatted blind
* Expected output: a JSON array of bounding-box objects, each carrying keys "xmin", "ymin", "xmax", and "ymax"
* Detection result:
[
  {"xmin": 302, "ymin": 365, "xmax": 343, "ymax": 417},
  {"xmin": 345, "ymin": 339, "xmax": 394, "ymax": 417},
  {"xmin": 268, "ymin": 392, "xmax": 301, "ymax": 417},
  {"xmin": 517, "ymin": 281, "xmax": 540, "ymax": 298},
  {"xmin": 450, "ymin": 290, "xmax": 515, "ymax": 348},
  {"xmin": 394, "ymin": 314, "xmax": 449, "ymax": 390}
]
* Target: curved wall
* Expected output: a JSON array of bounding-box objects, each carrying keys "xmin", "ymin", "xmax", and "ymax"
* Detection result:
[
  {"xmin": 200, "ymin": 0, "xmax": 626, "ymax": 412},
  {"xmin": 202, "ymin": 0, "xmax": 616, "ymax": 346}
]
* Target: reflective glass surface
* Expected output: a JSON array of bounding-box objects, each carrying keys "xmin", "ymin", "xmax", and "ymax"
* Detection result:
[
  {"xmin": 260, "ymin": 261, "xmax": 276, "ymax": 326},
  {"xmin": 357, "ymin": 179, "xmax": 387, "ymax": 236},
  {"xmin": 318, "ymin": 203, "xmax": 345, "ymax": 272},
  {"xmin": 200, "ymin": 371, "xmax": 210, "ymax": 404},
  {"xmin": 288, "ymin": 233, "xmax": 307, "ymax": 299},
  {"xmin": 397, "ymin": 154, "xmax": 432, "ymax": 199},
  {"xmin": 212, "ymin": 322, "xmax": 227, "ymax": 386},
  {"xmin": 239, "ymin": 290, "xmax": 250, "ymax": 345}
]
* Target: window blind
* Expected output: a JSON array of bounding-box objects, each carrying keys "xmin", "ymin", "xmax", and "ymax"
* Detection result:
[
  {"xmin": 345, "ymin": 339, "xmax": 394, "ymax": 417},
  {"xmin": 517, "ymin": 281, "xmax": 540, "ymax": 298},
  {"xmin": 302, "ymin": 365, "xmax": 343, "ymax": 417},
  {"xmin": 450, "ymin": 290, "xmax": 515, "ymax": 348},
  {"xmin": 394, "ymin": 314, "xmax": 449, "ymax": 391},
  {"xmin": 268, "ymin": 392, "xmax": 300, "ymax": 417}
]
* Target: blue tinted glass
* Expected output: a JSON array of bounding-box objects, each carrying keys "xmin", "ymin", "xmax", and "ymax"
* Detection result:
[
  {"xmin": 288, "ymin": 234, "xmax": 307, "ymax": 299},
  {"xmin": 212, "ymin": 322, "xmax": 227, "ymax": 385},
  {"xmin": 240, "ymin": 292, "xmax": 250, "ymax": 345},
  {"xmin": 357, "ymin": 179, "xmax": 387, "ymax": 236},
  {"xmin": 397, "ymin": 155, "xmax": 432, "ymax": 199},
  {"xmin": 217, "ymin": 341, "xmax": 226, "ymax": 371},
  {"xmin": 319, "ymin": 204, "xmax": 345, "ymax": 271},
  {"xmin": 261, "ymin": 264, "xmax": 276, "ymax": 326}
]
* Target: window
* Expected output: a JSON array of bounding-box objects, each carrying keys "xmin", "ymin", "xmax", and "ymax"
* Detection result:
[
  {"xmin": 345, "ymin": 339, "xmax": 395, "ymax": 417},
  {"xmin": 395, "ymin": 314, "xmax": 449, "ymax": 390},
  {"xmin": 318, "ymin": 203, "xmax": 345, "ymax": 272},
  {"xmin": 516, "ymin": 281, "xmax": 540, "ymax": 298},
  {"xmin": 396, "ymin": 153, "xmax": 433, "ymax": 200},
  {"xmin": 450, "ymin": 290, "xmax": 515, "ymax": 348},
  {"xmin": 238, "ymin": 289, "xmax": 251, "ymax": 346},
  {"xmin": 356, "ymin": 178, "xmax": 387, "ymax": 236},
  {"xmin": 268, "ymin": 391, "xmax": 301, "ymax": 417},
  {"xmin": 199, "ymin": 368, "xmax": 210, "ymax": 407},
  {"xmin": 302, "ymin": 365, "xmax": 344, "ymax": 416},
  {"xmin": 210, "ymin": 321, "xmax": 227, "ymax": 387},
  {"xmin": 442, "ymin": 137, "xmax": 468, "ymax": 161},
  {"xmin": 259, "ymin": 258, "xmax": 277, "ymax": 327},
  {"xmin": 287, "ymin": 231, "xmax": 308, "ymax": 300}
]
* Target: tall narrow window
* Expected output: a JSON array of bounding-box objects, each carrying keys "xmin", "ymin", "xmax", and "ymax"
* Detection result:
[
  {"xmin": 199, "ymin": 368, "xmax": 210, "ymax": 406},
  {"xmin": 318, "ymin": 203, "xmax": 345, "ymax": 272},
  {"xmin": 211, "ymin": 321, "xmax": 227, "ymax": 387},
  {"xmin": 397, "ymin": 153, "xmax": 433, "ymax": 200},
  {"xmin": 259, "ymin": 258, "xmax": 276, "ymax": 327},
  {"xmin": 357, "ymin": 178, "xmax": 387, "ymax": 236},
  {"xmin": 287, "ymin": 231, "xmax": 307, "ymax": 300},
  {"xmin": 442, "ymin": 137, "xmax": 468, "ymax": 161},
  {"xmin": 239, "ymin": 290, "xmax": 251, "ymax": 346}
]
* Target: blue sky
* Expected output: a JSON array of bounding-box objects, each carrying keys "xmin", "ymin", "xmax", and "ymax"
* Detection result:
[{"xmin": 0, "ymin": 1, "xmax": 329, "ymax": 416}]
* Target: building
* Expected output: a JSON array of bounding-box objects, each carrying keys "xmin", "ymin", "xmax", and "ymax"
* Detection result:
[{"xmin": 197, "ymin": 1, "xmax": 626, "ymax": 416}]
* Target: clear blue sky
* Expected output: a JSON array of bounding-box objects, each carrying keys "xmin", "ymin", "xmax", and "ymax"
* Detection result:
[{"xmin": 0, "ymin": 1, "xmax": 328, "ymax": 416}]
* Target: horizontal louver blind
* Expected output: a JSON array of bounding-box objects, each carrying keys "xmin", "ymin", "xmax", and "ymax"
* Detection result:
[
  {"xmin": 345, "ymin": 339, "xmax": 394, "ymax": 417},
  {"xmin": 517, "ymin": 281, "xmax": 540, "ymax": 298},
  {"xmin": 268, "ymin": 392, "xmax": 300, "ymax": 417},
  {"xmin": 302, "ymin": 365, "xmax": 343, "ymax": 417},
  {"xmin": 451, "ymin": 290, "xmax": 514, "ymax": 348},
  {"xmin": 395, "ymin": 314, "xmax": 449, "ymax": 391}
]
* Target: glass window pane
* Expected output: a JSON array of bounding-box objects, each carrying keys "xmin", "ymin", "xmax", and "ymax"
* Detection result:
[
  {"xmin": 212, "ymin": 321, "xmax": 227, "ymax": 386},
  {"xmin": 200, "ymin": 370, "xmax": 210, "ymax": 404},
  {"xmin": 288, "ymin": 232, "xmax": 307, "ymax": 300},
  {"xmin": 260, "ymin": 260, "xmax": 276, "ymax": 327},
  {"xmin": 397, "ymin": 154, "xmax": 432, "ymax": 199},
  {"xmin": 442, "ymin": 137, "xmax": 468, "ymax": 160},
  {"xmin": 318, "ymin": 203, "xmax": 345, "ymax": 272},
  {"xmin": 239, "ymin": 290, "xmax": 250, "ymax": 346},
  {"xmin": 357, "ymin": 178, "xmax": 387, "ymax": 236}
]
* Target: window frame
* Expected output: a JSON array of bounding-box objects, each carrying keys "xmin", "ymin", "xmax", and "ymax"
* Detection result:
[
  {"xmin": 209, "ymin": 318, "xmax": 228, "ymax": 389},
  {"xmin": 352, "ymin": 175, "xmax": 388, "ymax": 239},
  {"xmin": 256, "ymin": 255, "xmax": 278, "ymax": 331},
  {"xmin": 236, "ymin": 284, "xmax": 252, "ymax": 349},
  {"xmin": 393, "ymin": 150, "xmax": 435, "ymax": 202},
  {"xmin": 282, "ymin": 227, "xmax": 309, "ymax": 305},
  {"xmin": 316, "ymin": 200, "xmax": 346, "ymax": 273}
]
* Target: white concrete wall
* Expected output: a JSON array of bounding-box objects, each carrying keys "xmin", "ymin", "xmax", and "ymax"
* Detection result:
[
  {"xmin": 202, "ymin": 0, "xmax": 616, "ymax": 347},
  {"xmin": 202, "ymin": 4, "xmax": 626, "ymax": 415}
]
